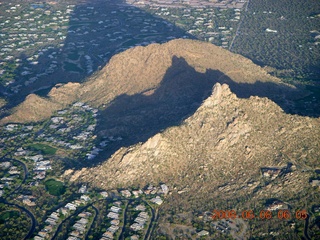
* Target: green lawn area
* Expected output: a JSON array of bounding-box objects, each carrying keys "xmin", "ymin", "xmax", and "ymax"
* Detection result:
[
  {"xmin": 45, "ymin": 179, "xmax": 66, "ymax": 196},
  {"xmin": 27, "ymin": 143, "xmax": 57, "ymax": 155}
]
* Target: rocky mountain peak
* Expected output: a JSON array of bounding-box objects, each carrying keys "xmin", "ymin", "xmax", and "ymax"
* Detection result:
[
  {"xmin": 0, "ymin": 39, "xmax": 305, "ymax": 125},
  {"xmin": 202, "ymin": 83, "xmax": 233, "ymax": 107}
]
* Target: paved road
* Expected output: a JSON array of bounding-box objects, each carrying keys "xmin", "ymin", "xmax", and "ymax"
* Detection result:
[
  {"xmin": 10, "ymin": 158, "xmax": 29, "ymax": 194},
  {"xmin": 229, "ymin": 0, "xmax": 250, "ymax": 51},
  {"xmin": 304, "ymin": 214, "xmax": 311, "ymax": 240},
  {"xmin": 119, "ymin": 200, "xmax": 130, "ymax": 240},
  {"xmin": 85, "ymin": 204, "xmax": 99, "ymax": 240},
  {"xmin": 144, "ymin": 201, "xmax": 156, "ymax": 240}
]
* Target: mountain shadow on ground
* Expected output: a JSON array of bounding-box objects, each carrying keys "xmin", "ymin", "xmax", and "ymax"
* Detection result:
[
  {"xmin": 0, "ymin": 0, "xmax": 192, "ymax": 110},
  {"xmin": 69, "ymin": 55, "xmax": 313, "ymax": 170}
]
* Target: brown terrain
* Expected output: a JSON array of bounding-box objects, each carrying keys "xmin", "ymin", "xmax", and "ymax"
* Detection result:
[
  {"xmin": 69, "ymin": 82, "xmax": 319, "ymax": 199},
  {"xmin": 69, "ymin": 80, "xmax": 319, "ymax": 238},
  {"xmin": 1, "ymin": 39, "xmax": 319, "ymax": 237},
  {"xmin": 0, "ymin": 39, "xmax": 303, "ymax": 124}
]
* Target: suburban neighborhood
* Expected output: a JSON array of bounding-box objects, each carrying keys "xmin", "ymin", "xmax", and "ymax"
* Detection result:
[{"xmin": 0, "ymin": 0, "xmax": 247, "ymax": 99}]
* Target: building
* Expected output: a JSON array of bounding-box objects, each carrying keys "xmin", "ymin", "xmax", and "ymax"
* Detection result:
[
  {"xmin": 120, "ymin": 189, "xmax": 131, "ymax": 198},
  {"xmin": 266, "ymin": 201, "xmax": 288, "ymax": 211},
  {"xmin": 197, "ymin": 230, "xmax": 209, "ymax": 236},
  {"xmin": 79, "ymin": 185, "xmax": 87, "ymax": 193},
  {"xmin": 80, "ymin": 195, "xmax": 91, "ymax": 202},
  {"xmin": 130, "ymin": 223, "xmax": 143, "ymax": 231},
  {"xmin": 100, "ymin": 191, "xmax": 108, "ymax": 198},
  {"xmin": 34, "ymin": 236, "xmax": 44, "ymax": 240},
  {"xmin": 107, "ymin": 225, "xmax": 119, "ymax": 233},
  {"xmin": 150, "ymin": 196, "xmax": 163, "ymax": 205},
  {"xmin": 107, "ymin": 212, "xmax": 119, "ymax": 219},
  {"xmin": 102, "ymin": 231, "xmax": 113, "ymax": 239},
  {"xmin": 110, "ymin": 219, "xmax": 120, "ymax": 226},
  {"xmin": 77, "ymin": 218, "xmax": 88, "ymax": 225},
  {"xmin": 65, "ymin": 203, "xmax": 77, "ymax": 211},
  {"xmin": 160, "ymin": 184, "xmax": 169, "ymax": 195},
  {"xmin": 110, "ymin": 206, "xmax": 121, "ymax": 213},
  {"xmin": 135, "ymin": 204, "xmax": 146, "ymax": 211},
  {"xmin": 134, "ymin": 217, "xmax": 146, "ymax": 225},
  {"xmin": 138, "ymin": 212, "xmax": 149, "ymax": 219},
  {"xmin": 311, "ymin": 180, "xmax": 320, "ymax": 187},
  {"xmin": 132, "ymin": 190, "xmax": 143, "ymax": 198}
]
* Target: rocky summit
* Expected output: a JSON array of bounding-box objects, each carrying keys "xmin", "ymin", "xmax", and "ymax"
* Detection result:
[
  {"xmin": 69, "ymin": 81, "xmax": 319, "ymax": 200},
  {"xmin": 67, "ymin": 79, "xmax": 319, "ymax": 238}
]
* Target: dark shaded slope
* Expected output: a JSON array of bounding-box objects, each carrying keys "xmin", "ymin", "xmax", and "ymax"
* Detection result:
[
  {"xmin": 74, "ymin": 55, "xmax": 313, "ymax": 169},
  {"xmin": 0, "ymin": 0, "xmax": 192, "ymax": 109}
]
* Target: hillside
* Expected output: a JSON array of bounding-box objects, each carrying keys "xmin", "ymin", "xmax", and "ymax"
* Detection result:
[
  {"xmin": 69, "ymin": 81, "xmax": 320, "ymax": 193},
  {"xmin": 68, "ymin": 82, "xmax": 320, "ymax": 238},
  {"xmin": 0, "ymin": 39, "xmax": 303, "ymax": 125}
]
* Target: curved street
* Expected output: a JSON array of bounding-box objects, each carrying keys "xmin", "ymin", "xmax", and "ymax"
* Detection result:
[
  {"xmin": 9, "ymin": 158, "xmax": 29, "ymax": 194},
  {"xmin": 119, "ymin": 199, "xmax": 130, "ymax": 240},
  {"xmin": 304, "ymin": 214, "xmax": 311, "ymax": 240},
  {"xmin": 144, "ymin": 200, "xmax": 157, "ymax": 240}
]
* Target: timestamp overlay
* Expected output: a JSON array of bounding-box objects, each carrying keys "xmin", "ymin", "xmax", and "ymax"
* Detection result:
[{"xmin": 211, "ymin": 209, "xmax": 308, "ymax": 220}]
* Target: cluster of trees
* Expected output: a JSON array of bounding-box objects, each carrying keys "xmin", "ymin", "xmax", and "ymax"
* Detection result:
[
  {"xmin": 0, "ymin": 207, "xmax": 30, "ymax": 239},
  {"xmin": 232, "ymin": 0, "xmax": 320, "ymax": 79}
]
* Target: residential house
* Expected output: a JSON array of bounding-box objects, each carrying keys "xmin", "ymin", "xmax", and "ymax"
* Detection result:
[
  {"xmin": 110, "ymin": 206, "xmax": 121, "ymax": 213},
  {"xmin": 311, "ymin": 180, "xmax": 320, "ymax": 188},
  {"xmin": 107, "ymin": 225, "xmax": 119, "ymax": 233},
  {"xmin": 110, "ymin": 219, "xmax": 120, "ymax": 226},
  {"xmin": 45, "ymin": 218, "xmax": 57, "ymax": 225},
  {"xmin": 266, "ymin": 201, "xmax": 288, "ymax": 211},
  {"xmin": 77, "ymin": 218, "xmax": 88, "ymax": 225},
  {"xmin": 73, "ymin": 223, "xmax": 86, "ymax": 232},
  {"xmin": 132, "ymin": 189, "xmax": 143, "ymax": 198},
  {"xmin": 102, "ymin": 231, "xmax": 113, "ymax": 239},
  {"xmin": 65, "ymin": 203, "xmax": 77, "ymax": 211},
  {"xmin": 107, "ymin": 212, "xmax": 119, "ymax": 219},
  {"xmin": 100, "ymin": 191, "xmax": 108, "ymax": 198},
  {"xmin": 34, "ymin": 236, "xmax": 44, "ymax": 240},
  {"xmin": 130, "ymin": 223, "xmax": 143, "ymax": 231},
  {"xmin": 38, "ymin": 231, "xmax": 48, "ymax": 238},
  {"xmin": 160, "ymin": 184, "xmax": 169, "ymax": 195},
  {"xmin": 135, "ymin": 204, "xmax": 146, "ymax": 211},
  {"xmin": 80, "ymin": 195, "xmax": 91, "ymax": 202},
  {"xmin": 134, "ymin": 217, "xmax": 146, "ymax": 225},
  {"xmin": 197, "ymin": 230, "xmax": 209, "ymax": 236},
  {"xmin": 150, "ymin": 196, "xmax": 163, "ymax": 205},
  {"xmin": 138, "ymin": 212, "xmax": 149, "ymax": 219}
]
